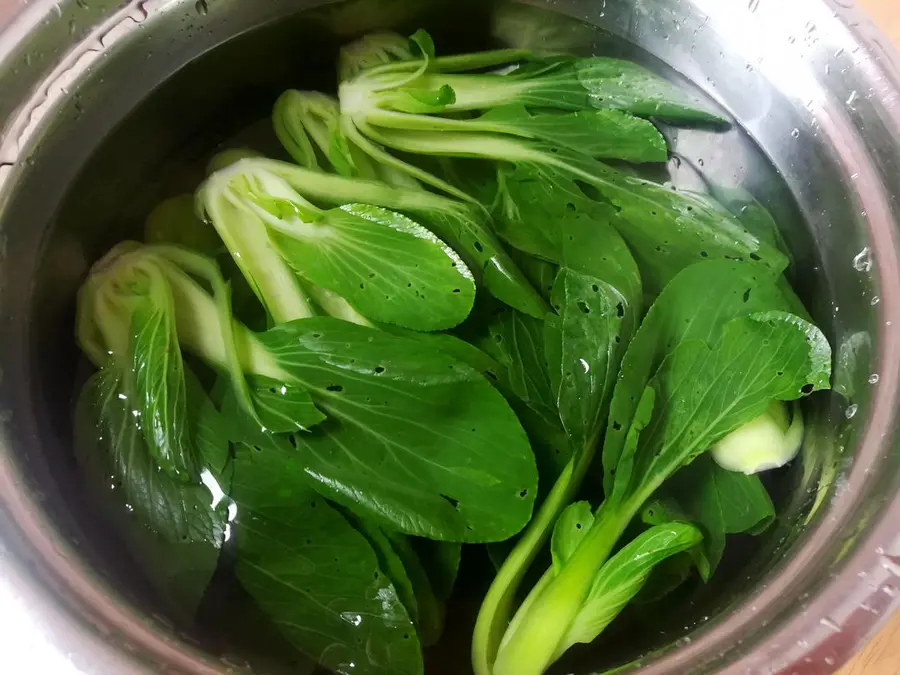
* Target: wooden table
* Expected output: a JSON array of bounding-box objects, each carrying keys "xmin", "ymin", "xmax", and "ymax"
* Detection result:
[{"xmin": 838, "ymin": 4, "xmax": 899, "ymax": 674}]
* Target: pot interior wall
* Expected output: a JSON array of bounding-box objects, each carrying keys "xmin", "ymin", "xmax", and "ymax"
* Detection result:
[{"xmin": 0, "ymin": 0, "xmax": 875, "ymax": 673}]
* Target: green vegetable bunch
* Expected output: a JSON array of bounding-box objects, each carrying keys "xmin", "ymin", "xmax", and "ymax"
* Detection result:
[{"xmin": 71, "ymin": 27, "xmax": 834, "ymax": 675}]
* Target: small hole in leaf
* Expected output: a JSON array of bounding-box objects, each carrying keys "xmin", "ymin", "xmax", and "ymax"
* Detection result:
[
  {"xmin": 359, "ymin": 283, "xmax": 365, "ymax": 289},
  {"xmin": 592, "ymin": 284, "xmax": 599, "ymax": 292},
  {"xmin": 801, "ymin": 383, "xmax": 814, "ymax": 395},
  {"xmin": 289, "ymin": 435, "xmax": 298, "ymax": 449},
  {"xmin": 615, "ymin": 336, "xmax": 621, "ymax": 343},
  {"xmin": 441, "ymin": 494, "xmax": 460, "ymax": 509},
  {"xmin": 403, "ymin": 634, "xmax": 410, "ymax": 640},
  {"xmin": 452, "ymin": 288, "xmax": 461, "ymax": 294},
  {"xmin": 575, "ymin": 523, "xmax": 582, "ymax": 530},
  {"xmin": 519, "ymin": 489, "xmax": 529, "ymax": 498},
  {"xmin": 474, "ymin": 242, "xmax": 484, "ymax": 253},
  {"xmin": 486, "ymin": 370, "xmax": 498, "ymax": 381},
  {"xmin": 312, "ymin": 333, "xmax": 322, "ymax": 339},
  {"xmin": 566, "ymin": 202, "xmax": 576, "ymax": 212},
  {"xmin": 743, "ymin": 289, "xmax": 751, "ymax": 303},
  {"xmin": 700, "ymin": 251, "xmax": 708, "ymax": 258},
  {"xmin": 368, "ymin": 272, "xmax": 376, "ymax": 279},
  {"xmin": 252, "ymin": 445, "xmax": 262, "ymax": 453},
  {"xmin": 327, "ymin": 384, "xmax": 344, "ymax": 392},
  {"xmin": 374, "ymin": 366, "xmax": 385, "ymax": 374},
  {"xmin": 305, "ymin": 538, "xmax": 312, "ymax": 545},
  {"xmin": 494, "ymin": 334, "xmax": 504, "ymax": 343},
  {"xmin": 616, "ymin": 303, "xmax": 625, "ymax": 318},
  {"xmin": 651, "ymin": 210, "xmax": 657, "ymax": 216},
  {"xmin": 777, "ymin": 371, "xmax": 784, "ymax": 376},
  {"xmin": 612, "ymin": 421, "xmax": 622, "ymax": 431},
  {"xmin": 268, "ymin": 387, "xmax": 277, "ymax": 394},
  {"xmin": 408, "ymin": 282, "xmax": 413, "ymax": 287},
  {"xmin": 577, "ymin": 301, "xmax": 591, "ymax": 314},
  {"xmin": 750, "ymin": 253, "xmax": 761, "ymax": 261}
]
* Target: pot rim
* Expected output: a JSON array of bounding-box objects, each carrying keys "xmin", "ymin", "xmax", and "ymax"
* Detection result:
[{"xmin": 1, "ymin": 1, "xmax": 900, "ymax": 674}]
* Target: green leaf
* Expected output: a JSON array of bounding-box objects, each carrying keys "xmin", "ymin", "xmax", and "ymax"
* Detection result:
[
  {"xmin": 231, "ymin": 443, "xmax": 423, "ymax": 675},
  {"xmin": 233, "ymin": 159, "xmax": 549, "ymax": 319},
  {"xmin": 550, "ymin": 501, "xmax": 594, "ymax": 571},
  {"xmin": 545, "ymin": 268, "xmax": 636, "ymax": 453},
  {"xmin": 705, "ymin": 183, "xmax": 792, "ymax": 259},
  {"xmin": 74, "ymin": 370, "xmax": 227, "ymax": 547},
  {"xmin": 187, "ymin": 370, "xmax": 232, "ymax": 476},
  {"xmin": 124, "ymin": 528, "xmax": 222, "ymax": 622},
  {"xmin": 378, "ymin": 324, "xmax": 501, "ymax": 376},
  {"xmin": 258, "ymin": 317, "xmax": 538, "ymax": 542},
  {"xmin": 349, "ymin": 518, "xmax": 420, "ymax": 623},
  {"xmin": 268, "ymin": 203, "xmax": 476, "ymax": 331},
  {"xmin": 479, "ymin": 104, "xmax": 668, "ymax": 162},
  {"xmin": 129, "ymin": 260, "xmax": 198, "ymax": 480},
  {"xmin": 619, "ymin": 311, "xmax": 832, "ymax": 508},
  {"xmin": 364, "ymin": 58, "xmax": 724, "ymax": 123},
  {"xmin": 410, "ymin": 539, "xmax": 462, "ymax": 602},
  {"xmin": 632, "ymin": 551, "xmax": 695, "ymax": 605},
  {"xmin": 508, "ymin": 250, "xmax": 557, "ymax": 302},
  {"xmin": 574, "ymin": 57, "xmax": 726, "ymax": 123},
  {"xmin": 408, "ymin": 29, "xmax": 436, "ymax": 60},
  {"xmin": 387, "ymin": 533, "xmax": 447, "ymax": 647},
  {"xmin": 545, "ymin": 149, "xmax": 787, "ymax": 296},
  {"xmin": 417, "ymin": 204, "xmax": 548, "ymax": 319},
  {"xmin": 481, "ymin": 309, "xmax": 572, "ymax": 482},
  {"xmin": 662, "ymin": 456, "xmax": 775, "ymax": 579},
  {"xmin": 144, "ymin": 195, "xmax": 222, "ymax": 255},
  {"xmin": 245, "ymin": 375, "xmax": 327, "ymax": 434},
  {"xmin": 75, "ymin": 369, "xmax": 228, "ymax": 621},
  {"xmin": 558, "ymin": 523, "xmax": 703, "ymax": 653},
  {"xmin": 603, "ymin": 260, "xmax": 794, "ymax": 500}
]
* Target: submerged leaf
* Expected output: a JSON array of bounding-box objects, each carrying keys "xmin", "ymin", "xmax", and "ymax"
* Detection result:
[
  {"xmin": 479, "ymin": 104, "xmax": 667, "ymax": 162},
  {"xmin": 245, "ymin": 375, "xmax": 327, "ymax": 434},
  {"xmin": 269, "ymin": 203, "xmax": 476, "ymax": 331},
  {"xmin": 482, "ymin": 309, "xmax": 570, "ymax": 480},
  {"xmin": 231, "ymin": 443, "xmax": 423, "ymax": 675},
  {"xmin": 257, "ymin": 317, "xmax": 538, "ymax": 542},
  {"xmin": 618, "ymin": 311, "xmax": 832, "ymax": 507},
  {"xmin": 603, "ymin": 260, "xmax": 794, "ymax": 499},
  {"xmin": 662, "ymin": 456, "xmax": 775, "ymax": 578},
  {"xmin": 558, "ymin": 523, "xmax": 703, "ymax": 654},
  {"xmin": 74, "ymin": 370, "xmax": 226, "ymax": 546},
  {"xmin": 129, "ymin": 262, "xmax": 197, "ymax": 480},
  {"xmin": 144, "ymin": 195, "xmax": 222, "ymax": 255},
  {"xmin": 575, "ymin": 57, "xmax": 725, "ymax": 123},
  {"xmin": 545, "ymin": 268, "xmax": 634, "ymax": 453}
]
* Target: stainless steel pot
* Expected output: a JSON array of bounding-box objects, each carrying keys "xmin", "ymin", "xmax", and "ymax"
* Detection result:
[{"xmin": 1, "ymin": 0, "xmax": 899, "ymax": 673}]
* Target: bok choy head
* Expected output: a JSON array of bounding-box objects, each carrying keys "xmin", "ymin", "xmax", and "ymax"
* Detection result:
[
  {"xmin": 75, "ymin": 244, "xmax": 240, "ymax": 545},
  {"xmin": 199, "ymin": 160, "xmax": 477, "ymax": 331}
]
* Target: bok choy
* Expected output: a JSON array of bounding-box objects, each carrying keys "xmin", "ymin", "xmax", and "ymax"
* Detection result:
[{"xmin": 70, "ymin": 25, "xmax": 836, "ymax": 675}]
